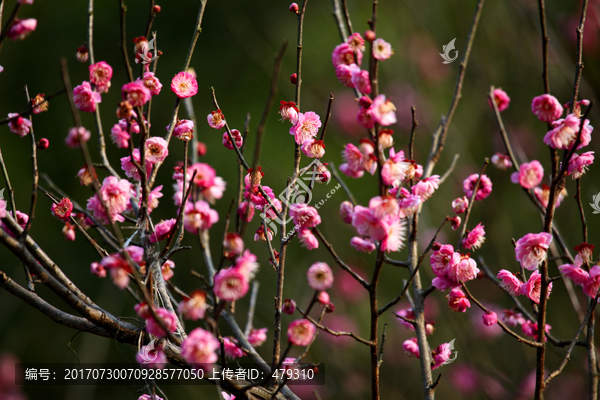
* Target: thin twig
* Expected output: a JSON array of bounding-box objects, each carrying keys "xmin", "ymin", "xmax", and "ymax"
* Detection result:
[
  {"xmin": 329, "ymin": 162, "xmax": 356, "ymax": 205},
  {"xmin": 438, "ymin": 154, "xmax": 460, "ymax": 185}
]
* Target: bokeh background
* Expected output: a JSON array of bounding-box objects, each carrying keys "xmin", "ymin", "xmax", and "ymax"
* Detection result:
[{"xmin": 1, "ymin": 0, "xmax": 600, "ymax": 399}]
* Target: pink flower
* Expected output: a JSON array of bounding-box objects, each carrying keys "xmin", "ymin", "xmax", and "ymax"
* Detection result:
[
  {"xmin": 396, "ymin": 308, "xmax": 416, "ymax": 331},
  {"xmin": 150, "ymin": 219, "xmax": 176, "ymax": 243},
  {"xmin": 491, "ymin": 153, "xmax": 513, "ymax": 170},
  {"xmin": 169, "ymin": 119, "xmax": 195, "ymax": 141},
  {"xmin": 520, "ymin": 271, "xmax": 552, "ymax": 304},
  {"xmin": 447, "ymin": 288, "xmax": 471, "ymax": 312},
  {"xmin": 90, "ymin": 262, "xmax": 106, "ymax": 278},
  {"xmin": 340, "ymin": 201, "xmax": 354, "ymax": 223},
  {"xmin": 73, "ymin": 81, "xmax": 101, "ymax": 113},
  {"xmin": 223, "ymin": 337, "xmax": 244, "ymax": 359},
  {"xmin": 497, "ymin": 269, "xmax": 523, "ymax": 295},
  {"xmin": 398, "ymin": 193, "xmax": 421, "ymax": 218},
  {"xmin": 402, "ymin": 338, "xmax": 420, "ymax": 358},
  {"xmin": 213, "ymin": 268, "xmax": 249, "ymax": 301},
  {"xmin": 51, "ymin": 198, "xmax": 73, "ymax": 221},
  {"xmin": 515, "ymin": 232, "xmax": 552, "ymax": 271},
  {"xmin": 86, "ymin": 176, "xmax": 132, "ymax": 224},
  {"xmin": 482, "ymin": 311, "xmax": 498, "ymax": 326},
  {"xmin": 351, "ymin": 69, "xmax": 371, "ymax": 94},
  {"xmin": 184, "ymin": 200, "xmax": 219, "ymax": 233},
  {"xmin": 356, "ymin": 105, "xmax": 375, "ymax": 129},
  {"xmin": 145, "ymin": 308, "xmax": 178, "ymax": 338},
  {"xmin": 452, "ymin": 196, "xmax": 469, "ymax": 214},
  {"xmin": 111, "ymin": 121, "xmax": 130, "ymax": 148},
  {"xmin": 248, "ymin": 328, "xmax": 268, "ymax": 347},
  {"xmin": 139, "ymin": 394, "xmax": 164, "ymax": 400},
  {"xmin": 283, "ymin": 299, "xmax": 297, "ymax": 315},
  {"xmin": 307, "ymin": 262, "xmax": 333, "ymax": 291},
  {"xmin": 224, "ymin": 232, "xmax": 244, "ymax": 259},
  {"xmin": 381, "ymin": 149, "xmax": 411, "ymax": 187},
  {"xmin": 223, "ymin": 129, "xmax": 243, "ymax": 150},
  {"xmin": 7, "ymin": 113, "xmax": 32, "ymax": 137},
  {"xmin": 510, "ymin": 160, "xmax": 544, "ymax": 189},
  {"xmin": 430, "ymin": 244, "xmax": 460, "ymax": 278},
  {"xmin": 287, "ymin": 319, "xmax": 316, "ymax": 346},
  {"xmin": 462, "ymin": 223, "xmax": 486, "ymax": 250},
  {"xmin": 145, "ymin": 136, "xmax": 169, "ymax": 164},
  {"xmin": 171, "ymin": 71, "xmax": 198, "ymax": 98},
  {"xmin": 351, "ymin": 206, "xmax": 378, "ymax": 238},
  {"xmin": 121, "ymin": 149, "xmax": 152, "ymax": 181},
  {"xmin": 432, "ymin": 342, "xmax": 453, "ymax": 370},
  {"xmin": 332, "ymin": 42, "xmax": 362, "ymax": 67},
  {"xmin": 379, "ymin": 214, "xmax": 407, "ymax": 252},
  {"xmin": 411, "ymin": 176, "xmax": 440, "ymax": 201},
  {"xmin": 350, "ymin": 236, "xmax": 376, "ymax": 253},
  {"xmin": 181, "ymin": 327, "xmax": 219, "ymax": 364},
  {"xmin": 370, "ymin": 94, "xmax": 397, "ymax": 126},
  {"xmin": 207, "ymin": 109, "xmax": 226, "ymax": 129},
  {"xmin": 347, "ymin": 32, "xmax": 365, "ymax": 52},
  {"xmin": 584, "ymin": 265, "xmax": 600, "ymax": 298},
  {"xmin": 89, "ymin": 61, "xmax": 113, "ymax": 93},
  {"xmin": 531, "ymin": 94, "xmax": 563, "ymax": 122},
  {"xmin": 501, "ymin": 309, "xmax": 526, "ymax": 327},
  {"xmin": 567, "ymin": 151, "xmax": 594, "ymax": 179},
  {"xmin": 448, "ymin": 254, "xmax": 479, "ymax": 284},
  {"xmin": 279, "ymin": 101, "xmax": 299, "ymax": 124},
  {"xmin": 340, "ymin": 143, "xmax": 364, "ymax": 178},
  {"xmin": 462, "ymin": 174, "xmax": 492, "ymax": 201},
  {"xmin": 122, "ymin": 81, "xmax": 151, "ymax": 107},
  {"xmin": 317, "ymin": 291, "xmax": 330, "ymax": 305},
  {"xmin": 522, "ymin": 320, "xmax": 551, "ymax": 340},
  {"xmin": 177, "ymin": 290, "xmax": 207, "ymax": 320},
  {"xmin": 290, "ymin": 203, "xmax": 321, "ymax": 230},
  {"xmin": 301, "ymin": 139, "xmax": 326, "ymax": 158},
  {"xmin": 289, "ymin": 111, "xmax": 321, "ymax": 145},
  {"xmin": 143, "ymin": 72, "xmax": 162, "ymax": 96},
  {"xmin": 237, "ymin": 201, "xmax": 254, "ymax": 222},
  {"xmin": 221, "ymin": 393, "xmax": 235, "ymax": 400},
  {"xmin": 7, "ymin": 18, "xmax": 37, "ymax": 40},
  {"xmin": 335, "ymin": 63, "xmax": 360, "ymax": 88},
  {"xmin": 488, "ymin": 88, "xmax": 510, "ymax": 112},
  {"xmin": 298, "ymin": 228, "xmax": 319, "ymax": 250},
  {"xmin": 372, "ymin": 38, "xmax": 393, "ymax": 60},
  {"xmin": 533, "ymin": 184, "xmax": 566, "ymax": 209},
  {"xmin": 558, "ymin": 263, "xmax": 589, "ymax": 286},
  {"xmin": 65, "ymin": 126, "xmax": 91, "ymax": 148}
]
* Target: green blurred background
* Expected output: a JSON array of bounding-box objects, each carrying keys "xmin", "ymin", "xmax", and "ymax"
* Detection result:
[{"xmin": 1, "ymin": 0, "xmax": 599, "ymax": 399}]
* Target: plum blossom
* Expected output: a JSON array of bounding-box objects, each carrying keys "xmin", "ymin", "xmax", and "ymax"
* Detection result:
[
  {"xmin": 289, "ymin": 111, "xmax": 321, "ymax": 144},
  {"xmin": 181, "ymin": 328, "xmax": 219, "ymax": 364},
  {"xmin": 340, "ymin": 143, "xmax": 364, "ymax": 178},
  {"xmin": 224, "ymin": 233, "xmax": 244, "ymax": 259},
  {"xmin": 51, "ymin": 198, "xmax": 73, "ymax": 222},
  {"xmin": 150, "ymin": 219, "xmax": 176, "ymax": 243},
  {"xmin": 533, "ymin": 184, "xmax": 567, "ymax": 208},
  {"xmin": 7, "ymin": 113, "xmax": 32, "ymax": 137},
  {"xmin": 279, "ymin": 101, "xmax": 299, "ymax": 124},
  {"xmin": 213, "ymin": 268, "xmax": 249, "ymax": 301},
  {"xmin": 145, "ymin": 308, "xmax": 178, "ymax": 338},
  {"xmin": 544, "ymin": 114, "xmax": 593, "ymax": 150},
  {"xmin": 89, "ymin": 61, "xmax": 113, "ymax": 93},
  {"xmin": 411, "ymin": 175, "xmax": 440, "ymax": 201},
  {"xmin": 65, "ymin": 126, "xmax": 91, "ymax": 148},
  {"xmin": 514, "ymin": 232, "xmax": 552, "ymax": 271},
  {"xmin": 290, "ymin": 203, "xmax": 321, "ymax": 231},
  {"xmin": 351, "ymin": 69, "xmax": 371, "ymax": 94},
  {"xmin": 482, "ymin": 311, "xmax": 498, "ymax": 326},
  {"xmin": 7, "ymin": 18, "xmax": 37, "ymax": 40},
  {"xmin": 223, "ymin": 129, "xmax": 243, "ymax": 150},
  {"xmin": 432, "ymin": 342, "xmax": 453, "ymax": 370},
  {"xmin": 335, "ymin": 63, "xmax": 360, "ymax": 87},
  {"xmin": 122, "ymin": 81, "xmax": 151, "ymax": 107},
  {"xmin": 142, "ymin": 72, "xmax": 162, "ymax": 96},
  {"xmin": 379, "ymin": 214, "xmax": 406, "ymax": 252},
  {"xmin": 430, "ymin": 244, "xmax": 460, "ymax": 278},
  {"xmin": 531, "ymin": 94, "xmax": 563, "ymax": 122},
  {"xmin": 86, "ymin": 176, "xmax": 132, "ymax": 224},
  {"xmin": 340, "ymin": 201, "xmax": 354, "ymax": 223},
  {"xmin": 184, "ymin": 201, "xmax": 219, "ymax": 233},
  {"xmin": 350, "ymin": 236, "xmax": 376, "ymax": 253},
  {"xmin": 331, "ymin": 42, "xmax": 362, "ymax": 67},
  {"xmin": 567, "ymin": 152, "xmax": 594, "ymax": 179},
  {"xmin": 520, "ymin": 271, "xmax": 552, "ymax": 304},
  {"xmin": 381, "ymin": 148, "xmax": 411, "ymax": 187},
  {"xmin": 347, "ymin": 32, "xmax": 365, "ymax": 51},
  {"xmin": 522, "ymin": 320, "xmax": 551, "ymax": 340},
  {"xmin": 463, "ymin": 174, "xmax": 492, "ymax": 201},
  {"xmin": 462, "ymin": 223, "xmax": 485, "ymax": 250},
  {"xmin": 497, "ymin": 269, "xmax": 523, "ymax": 295},
  {"xmin": 298, "ymin": 228, "xmax": 319, "ymax": 250},
  {"xmin": 73, "ymin": 81, "xmax": 101, "ymax": 113},
  {"xmin": 145, "ymin": 137, "xmax": 169, "ymax": 164},
  {"xmin": 372, "ymin": 38, "xmax": 393, "ymax": 60},
  {"xmin": 301, "ymin": 139, "xmax": 326, "ymax": 158},
  {"xmin": 222, "ymin": 338, "xmax": 244, "ymax": 359},
  {"xmin": 370, "ymin": 94, "xmax": 397, "ymax": 126},
  {"xmin": 491, "ymin": 153, "xmax": 513, "ymax": 170},
  {"xmin": 248, "ymin": 328, "xmax": 268, "ymax": 347},
  {"xmin": 447, "ymin": 288, "xmax": 470, "ymax": 312},
  {"xmin": 510, "ymin": 160, "xmax": 544, "ymax": 189},
  {"xmin": 452, "ymin": 196, "xmax": 469, "ymax": 214},
  {"xmin": 207, "ymin": 109, "xmax": 226, "ymax": 129},
  {"xmin": 488, "ymin": 88, "xmax": 510, "ymax": 112},
  {"xmin": 558, "ymin": 263, "xmax": 589, "ymax": 287},
  {"xmin": 501, "ymin": 309, "xmax": 526, "ymax": 327},
  {"xmin": 121, "ymin": 149, "xmax": 152, "ymax": 181},
  {"xmin": 287, "ymin": 319, "xmax": 316, "ymax": 346},
  {"xmin": 307, "ymin": 262, "xmax": 333, "ymax": 291},
  {"xmin": 170, "ymin": 119, "xmax": 195, "ymax": 141},
  {"xmin": 403, "ymin": 338, "xmax": 420, "ymax": 358},
  {"xmin": 447, "ymin": 254, "xmax": 480, "ymax": 284},
  {"xmin": 584, "ymin": 265, "xmax": 600, "ymax": 298},
  {"xmin": 171, "ymin": 71, "xmax": 198, "ymax": 98}
]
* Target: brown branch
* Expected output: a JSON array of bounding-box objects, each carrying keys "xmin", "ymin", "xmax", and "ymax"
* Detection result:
[
  {"xmin": 569, "ymin": 0, "xmax": 589, "ymax": 113},
  {"xmin": 574, "ymin": 178, "xmax": 588, "ymax": 243},
  {"xmin": 297, "ymin": 306, "xmax": 372, "ymax": 345}
]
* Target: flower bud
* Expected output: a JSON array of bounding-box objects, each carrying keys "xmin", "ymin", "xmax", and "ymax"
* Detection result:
[
  {"xmin": 364, "ymin": 30, "xmax": 376, "ymax": 42},
  {"xmin": 36, "ymin": 138, "xmax": 49, "ymax": 150},
  {"xmin": 289, "ymin": 3, "xmax": 299, "ymax": 13},
  {"xmin": 290, "ymin": 73, "xmax": 298, "ymax": 84}
]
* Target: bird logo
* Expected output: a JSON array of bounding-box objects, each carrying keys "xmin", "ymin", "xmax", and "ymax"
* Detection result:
[
  {"xmin": 440, "ymin": 38, "xmax": 459, "ymax": 64},
  {"xmin": 591, "ymin": 193, "xmax": 600, "ymax": 214},
  {"xmin": 442, "ymin": 338, "xmax": 458, "ymax": 365},
  {"xmin": 139, "ymin": 38, "xmax": 156, "ymax": 65}
]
